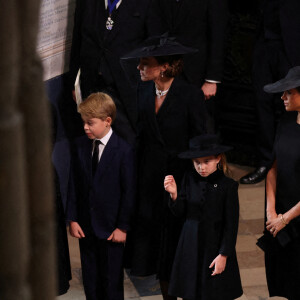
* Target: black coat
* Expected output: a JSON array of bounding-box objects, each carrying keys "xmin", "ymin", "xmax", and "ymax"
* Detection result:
[
  {"xmin": 169, "ymin": 169, "xmax": 243, "ymax": 300},
  {"xmin": 136, "ymin": 78, "xmax": 206, "ymax": 224},
  {"xmin": 130, "ymin": 78, "xmax": 206, "ymax": 277},
  {"xmin": 257, "ymin": 0, "xmax": 300, "ymax": 66},
  {"xmin": 69, "ymin": 0, "xmax": 164, "ymax": 129},
  {"xmin": 158, "ymin": 0, "xmax": 229, "ymax": 86}
]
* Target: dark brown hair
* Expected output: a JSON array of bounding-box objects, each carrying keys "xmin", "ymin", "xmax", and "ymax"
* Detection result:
[{"xmin": 155, "ymin": 55, "xmax": 183, "ymax": 78}]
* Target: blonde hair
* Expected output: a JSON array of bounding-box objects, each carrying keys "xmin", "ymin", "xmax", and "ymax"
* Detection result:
[
  {"xmin": 78, "ymin": 92, "xmax": 116, "ymax": 122},
  {"xmin": 217, "ymin": 153, "xmax": 231, "ymax": 177}
]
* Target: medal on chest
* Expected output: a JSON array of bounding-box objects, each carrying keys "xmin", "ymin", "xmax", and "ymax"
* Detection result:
[
  {"xmin": 106, "ymin": 0, "xmax": 119, "ymax": 30},
  {"xmin": 106, "ymin": 16, "xmax": 114, "ymax": 30}
]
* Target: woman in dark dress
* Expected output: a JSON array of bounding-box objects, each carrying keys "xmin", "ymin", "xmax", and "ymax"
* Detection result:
[
  {"xmin": 122, "ymin": 36, "xmax": 207, "ymax": 299},
  {"xmin": 262, "ymin": 66, "xmax": 300, "ymax": 300}
]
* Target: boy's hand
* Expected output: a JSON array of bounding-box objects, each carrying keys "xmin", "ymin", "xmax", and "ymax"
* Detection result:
[
  {"xmin": 164, "ymin": 175, "xmax": 177, "ymax": 200},
  {"xmin": 209, "ymin": 254, "xmax": 227, "ymax": 276},
  {"xmin": 107, "ymin": 228, "xmax": 127, "ymax": 243},
  {"xmin": 69, "ymin": 221, "xmax": 85, "ymax": 239}
]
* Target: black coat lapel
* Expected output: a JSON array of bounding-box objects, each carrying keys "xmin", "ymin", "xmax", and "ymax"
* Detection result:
[
  {"xmin": 156, "ymin": 77, "xmax": 179, "ymax": 121},
  {"xmin": 142, "ymin": 82, "xmax": 165, "ymax": 145}
]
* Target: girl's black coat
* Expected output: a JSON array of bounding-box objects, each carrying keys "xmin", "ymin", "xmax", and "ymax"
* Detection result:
[{"xmin": 169, "ymin": 169, "xmax": 243, "ymax": 300}]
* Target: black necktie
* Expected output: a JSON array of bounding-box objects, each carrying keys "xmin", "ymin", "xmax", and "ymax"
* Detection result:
[{"xmin": 92, "ymin": 140, "xmax": 101, "ymax": 176}]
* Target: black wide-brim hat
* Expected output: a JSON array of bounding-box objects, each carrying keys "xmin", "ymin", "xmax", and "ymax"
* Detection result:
[
  {"xmin": 264, "ymin": 66, "xmax": 300, "ymax": 93},
  {"xmin": 121, "ymin": 33, "xmax": 198, "ymax": 59},
  {"xmin": 179, "ymin": 134, "xmax": 232, "ymax": 159}
]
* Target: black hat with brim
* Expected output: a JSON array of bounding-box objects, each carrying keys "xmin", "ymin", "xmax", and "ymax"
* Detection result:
[
  {"xmin": 264, "ymin": 66, "xmax": 300, "ymax": 93},
  {"xmin": 121, "ymin": 34, "xmax": 198, "ymax": 60},
  {"xmin": 178, "ymin": 135, "xmax": 232, "ymax": 159}
]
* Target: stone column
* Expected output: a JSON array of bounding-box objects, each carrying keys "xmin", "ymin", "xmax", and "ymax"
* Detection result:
[
  {"xmin": 16, "ymin": 0, "xmax": 57, "ymax": 299},
  {"xmin": 0, "ymin": 1, "xmax": 30, "ymax": 300}
]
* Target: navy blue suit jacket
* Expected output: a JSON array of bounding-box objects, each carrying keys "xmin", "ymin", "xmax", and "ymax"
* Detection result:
[{"xmin": 66, "ymin": 132, "xmax": 136, "ymax": 239}]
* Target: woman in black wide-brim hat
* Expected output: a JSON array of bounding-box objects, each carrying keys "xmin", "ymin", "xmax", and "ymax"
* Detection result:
[
  {"xmin": 164, "ymin": 134, "xmax": 242, "ymax": 300},
  {"xmin": 260, "ymin": 66, "xmax": 300, "ymax": 300},
  {"xmin": 122, "ymin": 35, "xmax": 207, "ymax": 298}
]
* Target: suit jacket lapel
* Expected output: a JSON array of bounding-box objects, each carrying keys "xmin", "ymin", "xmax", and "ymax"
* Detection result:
[{"xmin": 93, "ymin": 132, "xmax": 118, "ymax": 183}]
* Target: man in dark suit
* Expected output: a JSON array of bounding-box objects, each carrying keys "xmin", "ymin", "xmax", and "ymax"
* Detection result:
[
  {"xmin": 68, "ymin": 0, "xmax": 163, "ymax": 145},
  {"xmin": 157, "ymin": 0, "xmax": 228, "ymax": 131},
  {"xmin": 66, "ymin": 93, "xmax": 136, "ymax": 300},
  {"xmin": 240, "ymin": 0, "xmax": 300, "ymax": 184}
]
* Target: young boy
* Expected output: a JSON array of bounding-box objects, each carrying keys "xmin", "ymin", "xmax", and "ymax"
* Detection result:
[{"xmin": 66, "ymin": 92, "xmax": 136, "ymax": 300}]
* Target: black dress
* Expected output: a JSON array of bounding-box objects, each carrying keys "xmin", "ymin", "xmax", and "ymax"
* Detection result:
[
  {"xmin": 130, "ymin": 78, "xmax": 206, "ymax": 279},
  {"xmin": 265, "ymin": 112, "xmax": 300, "ymax": 300},
  {"xmin": 168, "ymin": 169, "xmax": 243, "ymax": 300}
]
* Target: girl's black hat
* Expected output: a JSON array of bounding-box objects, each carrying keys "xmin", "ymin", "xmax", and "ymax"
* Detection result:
[
  {"xmin": 178, "ymin": 134, "xmax": 232, "ymax": 159},
  {"xmin": 121, "ymin": 33, "xmax": 198, "ymax": 60}
]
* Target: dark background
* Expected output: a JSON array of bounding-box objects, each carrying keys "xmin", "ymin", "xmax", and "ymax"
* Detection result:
[{"xmin": 47, "ymin": 0, "xmax": 262, "ymax": 199}]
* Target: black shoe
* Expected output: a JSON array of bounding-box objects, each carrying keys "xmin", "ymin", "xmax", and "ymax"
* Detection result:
[{"xmin": 239, "ymin": 166, "xmax": 268, "ymax": 184}]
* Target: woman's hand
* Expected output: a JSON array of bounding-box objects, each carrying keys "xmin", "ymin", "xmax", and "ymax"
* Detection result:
[
  {"xmin": 266, "ymin": 211, "xmax": 278, "ymax": 222},
  {"xmin": 209, "ymin": 254, "xmax": 227, "ymax": 276},
  {"xmin": 266, "ymin": 214, "xmax": 287, "ymax": 237},
  {"xmin": 164, "ymin": 175, "xmax": 177, "ymax": 200}
]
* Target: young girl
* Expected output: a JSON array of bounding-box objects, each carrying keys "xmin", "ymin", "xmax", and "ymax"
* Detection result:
[{"xmin": 164, "ymin": 134, "xmax": 243, "ymax": 300}]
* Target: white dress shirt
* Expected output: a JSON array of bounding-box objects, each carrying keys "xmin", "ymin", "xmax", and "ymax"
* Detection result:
[{"xmin": 93, "ymin": 128, "xmax": 113, "ymax": 162}]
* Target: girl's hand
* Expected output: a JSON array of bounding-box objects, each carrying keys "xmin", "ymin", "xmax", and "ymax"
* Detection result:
[
  {"xmin": 69, "ymin": 221, "xmax": 85, "ymax": 238},
  {"xmin": 266, "ymin": 214, "xmax": 286, "ymax": 237},
  {"xmin": 209, "ymin": 254, "xmax": 227, "ymax": 276},
  {"xmin": 164, "ymin": 175, "xmax": 177, "ymax": 200}
]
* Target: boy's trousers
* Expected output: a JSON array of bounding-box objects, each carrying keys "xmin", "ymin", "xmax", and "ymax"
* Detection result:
[{"xmin": 79, "ymin": 235, "xmax": 124, "ymax": 300}]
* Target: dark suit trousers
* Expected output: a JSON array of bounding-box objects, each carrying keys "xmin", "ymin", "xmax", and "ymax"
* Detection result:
[
  {"xmin": 79, "ymin": 235, "xmax": 124, "ymax": 300},
  {"xmin": 252, "ymin": 39, "xmax": 291, "ymax": 168}
]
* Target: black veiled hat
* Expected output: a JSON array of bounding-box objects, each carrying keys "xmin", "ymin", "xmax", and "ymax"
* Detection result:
[
  {"xmin": 264, "ymin": 66, "xmax": 300, "ymax": 93},
  {"xmin": 121, "ymin": 33, "xmax": 198, "ymax": 59},
  {"xmin": 178, "ymin": 134, "xmax": 232, "ymax": 159}
]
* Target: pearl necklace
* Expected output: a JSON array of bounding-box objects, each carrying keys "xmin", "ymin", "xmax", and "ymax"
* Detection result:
[{"xmin": 155, "ymin": 86, "xmax": 169, "ymax": 97}]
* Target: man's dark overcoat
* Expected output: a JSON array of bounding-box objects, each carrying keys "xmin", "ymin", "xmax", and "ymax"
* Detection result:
[
  {"xmin": 158, "ymin": 0, "xmax": 228, "ymax": 86},
  {"xmin": 130, "ymin": 78, "xmax": 206, "ymax": 278},
  {"xmin": 69, "ymin": 0, "xmax": 163, "ymax": 141},
  {"xmin": 169, "ymin": 169, "xmax": 243, "ymax": 300}
]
